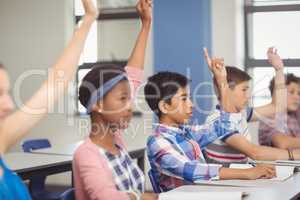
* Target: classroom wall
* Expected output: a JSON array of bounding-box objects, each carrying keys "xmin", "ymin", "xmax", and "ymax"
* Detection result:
[
  {"xmin": 153, "ymin": 0, "xmax": 213, "ymax": 123},
  {"xmin": 211, "ymin": 0, "xmax": 245, "ymax": 68}
]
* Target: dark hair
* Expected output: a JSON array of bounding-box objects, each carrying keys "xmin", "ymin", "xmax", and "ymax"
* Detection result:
[
  {"xmin": 144, "ymin": 71, "xmax": 189, "ymax": 117},
  {"xmin": 214, "ymin": 66, "xmax": 252, "ymax": 88},
  {"xmin": 78, "ymin": 64, "xmax": 126, "ymax": 110},
  {"xmin": 269, "ymin": 73, "xmax": 300, "ymax": 95},
  {"xmin": 213, "ymin": 66, "xmax": 252, "ymax": 96}
]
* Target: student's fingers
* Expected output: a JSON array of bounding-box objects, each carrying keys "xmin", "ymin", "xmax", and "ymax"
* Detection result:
[
  {"xmin": 214, "ymin": 58, "xmax": 224, "ymax": 68},
  {"xmin": 203, "ymin": 47, "xmax": 212, "ymax": 68},
  {"xmin": 262, "ymin": 166, "xmax": 276, "ymax": 178},
  {"xmin": 266, "ymin": 168, "xmax": 276, "ymax": 178},
  {"xmin": 136, "ymin": 0, "xmax": 142, "ymax": 12},
  {"xmin": 141, "ymin": 0, "xmax": 146, "ymax": 10},
  {"xmin": 81, "ymin": 0, "xmax": 98, "ymax": 19},
  {"xmin": 146, "ymin": 0, "xmax": 153, "ymax": 7},
  {"xmin": 267, "ymin": 47, "xmax": 274, "ymax": 56}
]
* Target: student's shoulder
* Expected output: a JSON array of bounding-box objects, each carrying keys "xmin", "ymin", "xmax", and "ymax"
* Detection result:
[
  {"xmin": 74, "ymin": 138, "xmax": 100, "ymax": 161},
  {"xmin": 206, "ymin": 109, "xmax": 221, "ymax": 123},
  {"xmin": 147, "ymin": 132, "xmax": 163, "ymax": 145}
]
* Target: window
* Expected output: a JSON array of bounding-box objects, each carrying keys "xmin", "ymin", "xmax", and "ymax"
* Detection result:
[
  {"xmin": 245, "ymin": 0, "xmax": 300, "ymax": 107},
  {"xmin": 75, "ymin": 0, "xmax": 140, "ymax": 114}
]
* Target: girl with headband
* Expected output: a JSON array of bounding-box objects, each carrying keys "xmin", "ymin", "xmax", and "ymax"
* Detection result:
[{"xmin": 73, "ymin": 0, "xmax": 158, "ymax": 200}]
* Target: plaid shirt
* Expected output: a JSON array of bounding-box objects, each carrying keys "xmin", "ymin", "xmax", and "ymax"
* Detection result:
[
  {"xmin": 147, "ymin": 111, "xmax": 241, "ymax": 192},
  {"xmin": 99, "ymin": 145, "xmax": 145, "ymax": 194},
  {"xmin": 259, "ymin": 109, "xmax": 300, "ymax": 146}
]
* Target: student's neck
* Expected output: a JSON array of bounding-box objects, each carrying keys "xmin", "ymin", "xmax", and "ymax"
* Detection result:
[
  {"xmin": 159, "ymin": 115, "xmax": 180, "ymax": 128},
  {"xmin": 89, "ymin": 114, "xmax": 119, "ymax": 154}
]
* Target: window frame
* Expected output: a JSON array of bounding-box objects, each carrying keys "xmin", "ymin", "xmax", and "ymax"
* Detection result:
[
  {"xmin": 244, "ymin": 0, "xmax": 300, "ymax": 69},
  {"xmin": 74, "ymin": 2, "xmax": 141, "ymax": 115}
]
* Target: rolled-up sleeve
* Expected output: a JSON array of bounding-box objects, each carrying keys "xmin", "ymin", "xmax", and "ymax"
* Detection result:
[{"xmin": 125, "ymin": 66, "xmax": 143, "ymax": 97}]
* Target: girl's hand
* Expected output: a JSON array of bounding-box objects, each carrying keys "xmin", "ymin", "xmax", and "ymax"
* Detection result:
[
  {"xmin": 137, "ymin": 0, "xmax": 152, "ymax": 26},
  {"xmin": 82, "ymin": 0, "xmax": 98, "ymax": 21}
]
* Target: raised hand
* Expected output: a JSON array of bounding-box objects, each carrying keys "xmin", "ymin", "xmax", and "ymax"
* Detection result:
[
  {"xmin": 203, "ymin": 47, "xmax": 212, "ymax": 70},
  {"xmin": 82, "ymin": 0, "xmax": 99, "ymax": 21},
  {"xmin": 136, "ymin": 0, "xmax": 152, "ymax": 26},
  {"xmin": 203, "ymin": 47, "xmax": 227, "ymax": 85},
  {"xmin": 267, "ymin": 47, "xmax": 284, "ymax": 71}
]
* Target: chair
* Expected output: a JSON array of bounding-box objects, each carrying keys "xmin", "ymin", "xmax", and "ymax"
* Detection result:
[
  {"xmin": 59, "ymin": 188, "xmax": 75, "ymax": 200},
  {"xmin": 148, "ymin": 169, "xmax": 162, "ymax": 193},
  {"xmin": 21, "ymin": 139, "xmax": 69, "ymax": 200}
]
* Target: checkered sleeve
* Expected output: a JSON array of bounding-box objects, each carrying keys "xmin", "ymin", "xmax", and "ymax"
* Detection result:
[
  {"xmin": 147, "ymin": 136, "xmax": 221, "ymax": 182},
  {"xmin": 191, "ymin": 111, "xmax": 242, "ymax": 148}
]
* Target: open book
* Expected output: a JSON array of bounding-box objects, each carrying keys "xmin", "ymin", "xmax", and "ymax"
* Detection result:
[
  {"xmin": 194, "ymin": 164, "xmax": 294, "ymax": 187},
  {"xmin": 159, "ymin": 189, "xmax": 243, "ymax": 200}
]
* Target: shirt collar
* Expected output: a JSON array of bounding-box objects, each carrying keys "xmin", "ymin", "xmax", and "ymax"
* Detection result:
[{"xmin": 153, "ymin": 123, "xmax": 188, "ymax": 135}]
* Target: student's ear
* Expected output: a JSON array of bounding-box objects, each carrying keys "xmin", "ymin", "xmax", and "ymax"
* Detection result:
[
  {"xmin": 91, "ymin": 101, "xmax": 104, "ymax": 113},
  {"xmin": 158, "ymin": 100, "xmax": 169, "ymax": 114}
]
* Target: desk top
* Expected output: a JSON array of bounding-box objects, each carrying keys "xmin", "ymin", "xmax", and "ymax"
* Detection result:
[
  {"xmin": 173, "ymin": 172, "xmax": 300, "ymax": 200},
  {"xmin": 33, "ymin": 141, "xmax": 145, "ymax": 156},
  {"xmin": 3, "ymin": 152, "xmax": 72, "ymax": 172}
]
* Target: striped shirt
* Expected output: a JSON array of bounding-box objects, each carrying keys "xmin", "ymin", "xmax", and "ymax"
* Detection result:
[
  {"xmin": 147, "ymin": 110, "xmax": 241, "ymax": 192},
  {"xmin": 203, "ymin": 106, "xmax": 254, "ymax": 166}
]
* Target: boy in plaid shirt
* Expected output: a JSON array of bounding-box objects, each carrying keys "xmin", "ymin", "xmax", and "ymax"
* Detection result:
[{"xmin": 144, "ymin": 56, "xmax": 276, "ymax": 192}]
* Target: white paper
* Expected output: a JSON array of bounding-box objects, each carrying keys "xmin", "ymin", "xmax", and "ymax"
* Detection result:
[
  {"xmin": 229, "ymin": 163, "xmax": 294, "ymax": 181},
  {"xmin": 159, "ymin": 191, "xmax": 242, "ymax": 200},
  {"xmin": 193, "ymin": 164, "xmax": 294, "ymax": 187}
]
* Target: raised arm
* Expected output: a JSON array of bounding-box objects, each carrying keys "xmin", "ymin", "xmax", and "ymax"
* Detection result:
[
  {"xmin": 203, "ymin": 48, "xmax": 237, "ymax": 112},
  {"xmin": 127, "ymin": 0, "xmax": 152, "ymax": 69},
  {"xmin": 251, "ymin": 47, "xmax": 286, "ymax": 122},
  {"xmin": 0, "ymin": 0, "xmax": 98, "ymax": 154}
]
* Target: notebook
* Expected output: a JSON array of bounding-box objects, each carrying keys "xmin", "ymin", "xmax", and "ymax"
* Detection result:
[
  {"xmin": 194, "ymin": 164, "xmax": 294, "ymax": 187},
  {"xmin": 159, "ymin": 190, "xmax": 243, "ymax": 200}
]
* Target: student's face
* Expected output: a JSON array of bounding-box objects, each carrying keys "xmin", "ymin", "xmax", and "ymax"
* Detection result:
[
  {"xmin": 287, "ymin": 82, "xmax": 300, "ymax": 112},
  {"xmin": 229, "ymin": 81, "xmax": 250, "ymax": 112},
  {"xmin": 96, "ymin": 80, "xmax": 133, "ymax": 129},
  {"xmin": 0, "ymin": 69, "xmax": 14, "ymax": 120},
  {"xmin": 163, "ymin": 86, "xmax": 194, "ymax": 125}
]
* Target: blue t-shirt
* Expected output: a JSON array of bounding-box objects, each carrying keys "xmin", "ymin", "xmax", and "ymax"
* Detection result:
[{"xmin": 0, "ymin": 158, "xmax": 31, "ymax": 200}]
